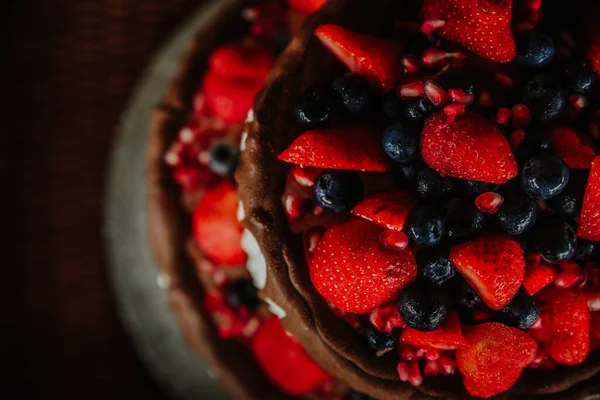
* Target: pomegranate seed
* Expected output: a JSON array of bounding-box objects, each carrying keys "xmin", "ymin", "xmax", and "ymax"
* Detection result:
[
  {"xmin": 398, "ymin": 80, "xmax": 425, "ymax": 99},
  {"xmin": 369, "ymin": 303, "xmax": 406, "ymax": 333},
  {"xmin": 589, "ymin": 122, "xmax": 600, "ymax": 142},
  {"xmin": 448, "ymin": 88, "xmax": 474, "ymax": 105},
  {"xmin": 588, "ymin": 292, "xmax": 600, "ymax": 311},
  {"xmin": 291, "ymin": 166, "xmax": 320, "ymax": 187},
  {"xmin": 512, "ymin": 104, "xmax": 532, "ymax": 128},
  {"xmin": 494, "ymin": 72, "xmax": 514, "ymax": 87},
  {"xmin": 421, "ymin": 48, "xmax": 466, "ymax": 69},
  {"xmin": 510, "ymin": 129, "xmax": 526, "ymax": 151},
  {"xmin": 475, "ymin": 192, "xmax": 504, "ymax": 214},
  {"xmin": 424, "ymin": 360, "xmax": 441, "ymax": 376},
  {"xmin": 442, "ymin": 103, "xmax": 466, "ymax": 125},
  {"xmin": 165, "ymin": 141, "xmax": 185, "ymax": 166},
  {"xmin": 438, "ymin": 354, "xmax": 456, "ymax": 375},
  {"xmin": 193, "ymin": 93, "xmax": 208, "ymax": 116},
  {"xmin": 401, "ymin": 54, "xmax": 420, "ymax": 75},
  {"xmin": 425, "ymin": 348, "xmax": 440, "ymax": 361},
  {"xmin": 529, "ymin": 0, "xmax": 542, "ymax": 10},
  {"xmin": 496, "ymin": 107, "xmax": 512, "ymax": 126},
  {"xmin": 398, "ymin": 345, "xmax": 418, "ymax": 361},
  {"xmin": 284, "ymin": 194, "xmax": 304, "ymax": 221},
  {"xmin": 415, "ymin": 348, "xmax": 427, "ymax": 359},
  {"xmin": 306, "ymin": 227, "xmax": 324, "ymax": 254},
  {"xmin": 472, "ymin": 309, "xmax": 493, "ymax": 322},
  {"xmin": 479, "ymin": 90, "xmax": 493, "ymax": 108},
  {"xmin": 408, "ymin": 361, "xmax": 423, "ymax": 386},
  {"xmin": 424, "ymin": 80, "xmax": 450, "ymax": 107},
  {"xmin": 397, "ymin": 362, "xmax": 411, "ymax": 381},
  {"xmin": 312, "ymin": 204, "xmax": 325, "ymax": 216},
  {"xmin": 555, "ymin": 261, "xmax": 585, "ymax": 289},
  {"xmin": 380, "ymin": 230, "xmax": 410, "ymax": 251},
  {"xmin": 420, "ymin": 18, "xmax": 446, "ymax": 36},
  {"xmin": 569, "ymin": 94, "xmax": 588, "ymax": 111}
]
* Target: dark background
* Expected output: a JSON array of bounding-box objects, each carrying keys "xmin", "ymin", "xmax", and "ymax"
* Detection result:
[{"xmin": 1, "ymin": 1, "xmax": 206, "ymax": 398}]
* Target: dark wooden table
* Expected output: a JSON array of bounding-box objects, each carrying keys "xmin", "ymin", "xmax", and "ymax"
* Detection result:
[{"xmin": 0, "ymin": 1, "xmax": 206, "ymax": 398}]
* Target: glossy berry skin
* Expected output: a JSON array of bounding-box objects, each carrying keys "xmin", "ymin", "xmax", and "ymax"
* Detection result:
[
  {"xmin": 522, "ymin": 75, "xmax": 566, "ymax": 123},
  {"xmin": 208, "ymin": 142, "xmax": 238, "ymax": 176},
  {"xmin": 416, "ymin": 167, "xmax": 459, "ymax": 203},
  {"xmin": 515, "ymin": 31, "xmax": 555, "ymax": 67},
  {"xmin": 495, "ymin": 289, "xmax": 539, "ymax": 329},
  {"xmin": 533, "ymin": 218, "xmax": 577, "ymax": 263},
  {"xmin": 398, "ymin": 283, "xmax": 450, "ymax": 331},
  {"xmin": 465, "ymin": 180, "xmax": 501, "ymax": 196},
  {"xmin": 295, "ymin": 89, "xmax": 335, "ymax": 128},
  {"xmin": 547, "ymin": 169, "xmax": 589, "ymax": 217},
  {"xmin": 224, "ymin": 279, "xmax": 260, "ymax": 311},
  {"xmin": 405, "ymin": 204, "xmax": 446, "ymax": 248},
  {"xmin": 445, "ymin": 198, "xmax": 485, "ymax": 239},
  {"xmin": 522, "ymin": 154, "xmax": 570, "ymax": 200},
  {"xmin": 417, "ymin": 246, "xmax": 456, "ymax": 286},
  {"xmin": 314, "ymin": 170, "xmax": 363, "ymax": 213},
  {"xmin": 392, "ymin": 160, "xmax": 426, "ymax": 189},
  {"xmin": 496, "ymin": 191, "xmax": 537, "ymax": 236},
  {"xmin": 574, "ymin": 239, "xmax": 598, "ymax": 261},
  {"xmin": 454, "ymin": 279, "xmax": 485, "ymax": 311},
  {"xmin": 404, "ymin": 97, "xmax": 434, "ymax": 121},
  {"xmin": 563, "ymin": 61, "xmax": 596, "ymax": 93},
  {"xmin": 365, "ymin": 325, "xmax": 399, "ymax": 352},
  {"xmin": 383, "ymin": 123, "xmax": 420, "ymax": 163},
  {"xmin": 332, "ymin": 73, "xmax": 376, "ymax": 115}
]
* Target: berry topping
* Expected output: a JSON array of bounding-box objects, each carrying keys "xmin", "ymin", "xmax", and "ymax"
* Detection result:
[
  {"xmin": 393, "ymin": 160, "xmax": 426, "ymax": 188},
  {"xmin": 405, "ymin": 204, "xmax": 446, "ymax": 248},
  {"xmin": 417, "ymin": 245, "xmax": 456, "ymax": 286},
  {"xmin": 548, "ymin": 126, "xmax": 597, "ymax": 169},
  {"xmin": 295, "ymin": 89, "xmax": 336, "ymax": 128},
  {"xmin": 421, "ymin": 111, "xmax": 518, "ymax": 184},
  {"xmin": 456, "ymin": 322, "xmax": 537, "ymax": 398},
  {"xmin": 203, "ymin": 73, "xmax": 264, "ymax": 124},
  {"xmin": 365, "ymin": 324, "xmax": 399, "ymax": 355},
  {"xmin": 351, "ymin": 190, "xmax": 415, "ymax": 231},
  {"xmin": 208, "ymin": 142, "xmax": 238, "ymax": 176},
  {"xmin": 421, "ymin": 0, "xmax": 516, "ymax": 62},
  {"xmin": 415, "ymin": 167, "xmax": 460, "ymax": 203},
  {"xmin": 563, "ymin": 61, "xmax": 596, "ymax": 93},
  {"xmin": 397, "ymin": 282, "xmax": 450, "ymax": 331},
  {"xmin": 495, "ymin": 289, "xmax": 539, "ymax": 329},
  {"xmin": 574, "ymin": 239, "xmax": 599, "ymax": 261},
  {"xmin": 523, "ymin": 253, "xmax": 556, "ymax": 295},
  {"xmin": 332, "ymin": 73, "xmax": 376, "ymax": 115},
  {"xmin": 314, "ymin": 169, "xmax": 364, "ymax": 213},
  {"xmin": 532, "ymin": 218, "xmax": 577, "ymax": 263},
  {"xmin": 315, "ymin": 24, "xmax": 400, "ymax": 91},
  {"xmin": 382, "ymin": 123, "xmax": 421, "ymax": 163},
  {"xmin": 445, "ymin": 198, "xmax": 486, "ymax": 239},
  {"xmin": 578, "ymin": 156, "xmax": 600, "ymax": 240},
  {"xmin": 224, "ymin": 279, "xmax": 260, "ymax": 311},
  {"xmin": 521, "ymin": 153, "xmax": 570, "ymax": 200},
  {"xmin": 278, "ymin": 125, "xmax": 391, "ymax": 172},
  {"xmin": 495, "ymin": 190, "xmax": 537, "ymax": 235},
  {"xmin": 450, "ymin": 234, "xmax": 525, "ymax": 310},
  {"xmin": 515, "ymin": 31, "xmax": 555, "ymax": 67},
  {"xmin": 208, "ymin": 42, "xmax": 273, "ymax": 81},
  {"xmin": 404, "ymin": 97, "xmax": 435, "ymax": 121},
  {"xmin": 310, "ymin": 218, "xmax": 417, "ymax": 313},
  {"xmin": 454, "ymin": 278, "xmax": 486, "ymax": 313},
  {"xmin": 465, "ymin": 180, "xmax": 501, "ymax": 196},
  {"xmin": 547, "ymin": 169, "xmax": 589, "ymax": 217},
  {"xmin": 400, "ymin": 311, "xmax": 466, "ymax": 350},
  {"xmin": 475, "ymin": 192, "xmax": 504, "ymax": 214},
  {"xmin": 521, "ymin": 75, "xmax": 566, "ymax": 123}
]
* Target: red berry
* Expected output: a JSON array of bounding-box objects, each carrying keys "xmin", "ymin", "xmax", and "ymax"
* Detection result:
[
  {"xmin": 203, "ymin": 73, "xmax": 264, "ymax": 124},
  {"xmin": 549, "ymin": 126, "xmax": 597, "ymax": 169},
  {"xmin": 523, "ymin": 253, "xmax": 556, "ymax": 295},
  {"xmin": 474, "ymin": 192, "xmax": 504, "ymax": 214},
  {"xmin": 287, "ymin": 0, "xmax": 326, "ymax": 13},
  {"xmin": 208, "ymin": 42, "xmax": 273, "ymax": 81},
  {"xmin": 578, "ymin": 156, "xmax": 600, "ymax": 240},
  {"xmin": 400, "ymin": 311, "xmax": 466, "ymax": 350},
  {"xmin": 351, "ymin": 190, "xmax": 415, "ymax": 231}
]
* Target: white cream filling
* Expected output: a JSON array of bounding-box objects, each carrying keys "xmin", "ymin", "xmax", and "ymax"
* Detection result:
[
  {"xmin": 241, "ymin": 227, "xmax": 268, "ymax": 291},
  {"xmin": 265, "ymin": 297, "xmax": 287, "ymax": 319}
]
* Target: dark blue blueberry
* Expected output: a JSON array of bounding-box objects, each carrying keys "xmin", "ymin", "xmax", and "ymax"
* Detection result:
[
  {"xmin": 515, "ymin": 129, "xmax": 551, "ymax": 166},
  {"xmin": 392, "ymin": 160, "xmax": 426, "ymax": 189},
  {"xmin": 224, "ymin": 279, "xmax": 260, "ymax": 311},
  {"xmin": 332, "ymin": 73, "xmax": 376, "ymax": 115},
  {"xmin": 547, "ymin": 168, "xmax": 589, "ymax": 216},
  {"xmin": 314, "ymin": 170, "xmax": 363, "ymax": 213},
  {"xmin": 495, "ymin": 289, "xmax": 539, "ymax": 329},
  {"xmin": 416, "ymin": 167, "xmax": 460, "ymax": 203},
  {"xmin": 522, "ymin": 75, "xmax": 566, "ymax": 123},
  {"xmin": 445, "ymin": 198, "xmax": 485, "ymax": 239},
  {"xmin": 383, "ymin": 123, "xmax": 420, "ymax": 163},
  {"xmin": 209, "ymin": 142, "xmax": 238, "ymax": 176},
  {"xmin": 465, "ymin": 180, "xmax": 501, "ymax": 196},
  {"xmin": 405, "ymin": 204, "xmax": 446, "ymax": 248},
  {"xmin": 381, "ymin": 91, "xmax": 404, "ymax": 122},
  {"xmin": 417, "ymin": 246, "xmax": 456, "ymax": 286},
  {"xmin": 522, "ymin": 154, "xmax": 570, "ymax": 199},
  {"xmin": 404, "ymin": 97, "xmax": 434, "ymax": 121},
  {"xmin": 515, "ymin": 31, "xmax": 555, "ymax": 67},
  {"xmin": 574, "ymin": 239, "xmax": 599, "ymax": 261},
  {"xmin": 454, "ymin": 279, "xmax": 485, "ymax": 311},
  {"xmin": 496, "ymin": 191, "xmax": 537, "ymax": 235},
  {"xmin": 397, "ymin": 283, "xmax": 450, "ymax": 331},
  {"xmin": 295, "ymin": 89, "xmax": 335, "ymax": 127},
  {"xmin": 365, "ymin": 325, "xmax": 399, "ymax": 353},
  {"xmin": 533, "ymin": 218, "xmax": 577, "ymax": 263},
  {"xmin": 564, "ymin": 61, "xmax": 596, "ymax": 93}
]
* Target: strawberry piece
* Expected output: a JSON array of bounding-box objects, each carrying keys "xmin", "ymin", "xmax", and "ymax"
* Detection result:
[
  {"xmin": 523, "ymin": 253, "xmax": 556, "ymax": 295},
  {"xmin": 536, "ymin": 286, "xmax": 590, "ymax": 365},
  {"xmin": 457, "ymin": 322, "xmax": 537, "ymax": 399},
  {"xmin": 192, "ymin": 181, "xmax": 247, "ymax": 265},
  {"xmin": 578, "ymin": 156, "xmax": 600, "ymax": 240},
  {"xmin": 251, "ymin": 317, "xmax": 331, "ymax": 396},
  {"xmin": 310, "ymin": 218, "xmax": 417, "ymax": 313},
  {"xmin": 314, "ymin": 24, "xmax": 400, "ymax": 91},
  {"xmin": 549, "ymin": 126, "xmax": 597, "ymax": 169},
  {"xmin": 421, "ymin": 0, "xmax": 516, "ymax": 63},
  {"xmin": 203, "ymin": 72, "xmax": 263, "ymax": 124},
  {"xmin": 278, "ymin": 125, "xmax": 391, "ymax": 172},
  {"xmin": 421, "ymin": 111, "xmax": 518, "ymax": 184},
  {"xmin": 351, "ymin": 190, "xmax": 415, "ymax": 231},
  {"xmin": 401, "ymin": 311, "xmax": 466, "ymax": 350},
  {"xmin": 208, "ymin": 42, "xmax": 273, "ymax": 81},
  {"xmin": 450, "ymin": 234, "xmax": 525, "ymax": 310},
  {"xmin": 287, "ymin": 0, "xmax": 326, "ymax": 14}
]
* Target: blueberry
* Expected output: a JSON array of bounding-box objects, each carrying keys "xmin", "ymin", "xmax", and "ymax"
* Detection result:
[
  {"xmin": 515, "ymin": 129, "xmax": 551, "ymax": 165},
  {"xmin": 574, "ymin": 239, "xmax": 599, "ymax": 261},
  {"xmin": 382, "ymin": 91, "xmax": 404, "ymax": 122},
  {"xmin": 208, "ymin": 142, "xmax": 238, "ymax": 176},
  {"xmin": 533, "ymin": 218, "xmax": 577, "ymax": 263},
  {"xmin": 522, "ymin": 75, "xmax": 566, "ymax": 123},
  {"xmin": 392, "ymin": 160, "xmax": 426, "ymax": 188},
  {"xmin": 332, "ymin": 73, "xmax": 376, "ymax": 115},
  {"xmin": 397, "ymin": 283, "xmax": 450, "ymax": 331},
  {"xmin": 416, "ymin": 167, "xmax": 460, "ymax": 203},
  {"xmin": 224, "ymin": 279, "xmax": 260, "ymax": 311},
  {"xmin": 405, "ymin": 204, "xmax": 446, "ymax": 247},
  {"xmin": 365, "ymin": 325, "xmax": 399, "ymax": 353},
  {"xmin": 547, "ymin": 168, "xmax": 589, "ymax": 216},
  {"xmin": 495, "ymin": 289, "xmax": 539, "ymax": 329},
  {"xmin": 417, "ymin": 246, "xmax": 456, "ymax": 286},
  {"xmin": 454, "ymin": 279, "xmax": 485, "ymax": 311},
  {"xmin": 295, "ymin": 89, "xmax": 335, "ymax": 127},
  {"xmin": 496, "ymin": 191, "xmax": 537, "ymax": 235},
  {"xmin": 314, "ymin": 170, "xmax": 363, "ymax": 213},
  {"xmin": 563, "ymin": 61, "xmax": 596, "ymax": 93},
  {"xmin": 404, "ymin": 97, "xmax": 434, "ymax": 121},
  {"xmin": 445, "ymin": 198, "xmax": 485, "ymax": 239},
  {"xmin": 465, "ymin": 180, "xmax": 501, "ymax": 196},
  {"xmin": 522, "ymin": 154, "xmax": 570, "ymax": 199},
  {"xmin": 383, "ymin": 123, "xmax": 420, "ymax": 163},
  {"xmin": 515, "ymin": 31, "xmax": 555, "ymax": 67}
]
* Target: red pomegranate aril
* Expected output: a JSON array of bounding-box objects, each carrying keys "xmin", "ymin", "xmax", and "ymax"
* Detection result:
[
  {"xmin": 399, "ymin": 80, "xmax": 425, "ymax": 99},
  {"xmin": 512, "ymin": 104, "xmax": 532, "ymax": 128},
  {"xmin": 448, "ymin": 88, "xmax": 474, "ymax": 105},
  {"xmin": 442, "ymin": 103, "xmax": 466, "ymax": 125},
  {"xmin": 475, "ymin": 192, "xmax": 505, "ymax": 214},
  {"xmin": 588, "ymin": 292, "xmax": 600, "ymax": 311},
  {"xmin": 438, "ymin": 354, "xmax": 456, "ymax": 375},
  {"xmin": 285, "ymin": 194, "xmax": 305, "ymax": 221},
  {"xmin": 494, "ymin": 72, "xmax": 515, "ymax": 87},
  {"xmin": 380, "ymin": 229, "xmax": 410, "ymax": 251},
  {"xmin": 306, "ymin": 227, "xmax": 325, "ymax": 254},
  {"xmin": 291, "ymin": 166, "xmax": 320, "ymax": 187},
  {"xmin": 510, "ymin": 129, "xmax": 526, "ymax": 151},
  {"xmin": 496, "ymin": 107, "xmax": 512, "ymax": 126},
  {"xmin": 555, "ymin": 262, "xmax": 585, "ymax": 288},
  {"xmin": 424, "ymin": 80, "xmax": 450, "ymax": 107},
  {"xmin": 424, "ymin": 359, "xmax": 441, "ymax": 376},
  {"xmin": 420, "ymin": 18, "xmax": 446, "ymax": 36},
  {"xmin": 569, "ymin": 94, "xmax": 588, "ymax": 112},
  {"xmin": 401, "ymin": 54, "xmax": 420, "ymax": 75},
  {"xmin": 421, "ymin": 48, "xmax": 466, "ymax": 69}
]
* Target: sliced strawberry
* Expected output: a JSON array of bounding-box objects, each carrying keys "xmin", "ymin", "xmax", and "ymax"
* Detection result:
[
  {"xmin": 523, "ymin": 253, "xmax": 557, "ymax": 295},
  {"xmin": 421, "ymin": 111, "xmax": 518, "ymax": 184},
  {"xmin": 251, "ymin": 317, "xmax": 331, "ymax": 396},
  {"xmin": 287, "ymin": 0, "xmax": 326, "ymax": 14},
  {"xmin": 208, "ymin": 42, "xmax": 273, "ymax": 81},
  {"xmin": 351, "ymin": 190, "xmax": 415, "ymax": 231},
  {"xmin": 203, "ymin": 72, "xmax": 263, "ymax": 124},
  {"xmin": 578, "ymin": 156, "xmax": 600, "ymax": 240},
  {"xmin": 400, "ymin": 311, "xmax": 466, "ymax": 350},
  {"xmin": 192, "ymin": 181, "xmax": 247, "ymax": 265},
  {"xmin": 457, "ymin": 322, "xmax": 537, "ymax": 399},
  {"xmin": 536, "ymin": 286, "xmax": 590, "ymax": 365},
  {"xmin": 450, "ymin": 234, "xmax": 525, "ymax": 310},
  {"xmin": 278, "ymin": 125, "xmax": 391, "ymax": 172},
  {"xmin": 549, "ymin": 126, "xmax": 597, "ymax": 169},
  {"xmin": 310, "ymin": 218, "xmax": 417, "ymax": 313},
  {"xmin": 421, "ymin": 0, "xmax": 516, "ymax": 63},
  {"xmin": 314, "ymin": 24, "xmax": 400, "ymax": 91}
]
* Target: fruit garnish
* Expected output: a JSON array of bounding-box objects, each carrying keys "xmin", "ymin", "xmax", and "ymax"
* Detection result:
[
  {"xmin": 400, "ymin": 311, "xmax": 466, "ymax": 350},
  {"xmin": 397, "ymin": 282, "xmax": 450, "ymax": 332},
  {"xmin": 208, "ymin": 42, "xmax": 273, "ymax": 81},
  {"xmin": 351, "ymin": 190, "xmax": 415, "ymax": 231},
  {"xmin": 523, "ymin": 253, "xmax": 556, "ymax": 295},
  {"xmin": 577, "ymin": 156, "xmax": 600, "ymax": 240},
  {"xmin": 549, "ymin": 126, "xmax": 597, "ymax": 169},
  {"xmin": 203, "ymin": 72, "xmax": 264, "ymax": 123},
  {"xmin": 287, "ymin": 0, "xmax": 326, "ymax": 14}
]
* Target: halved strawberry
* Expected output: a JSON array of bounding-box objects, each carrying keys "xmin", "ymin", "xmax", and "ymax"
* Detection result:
[
  {"xmin": 278, "ymin": 125, "xmax": 391, "ymax": 172},
  {"xmin": 192, "ymin": 181, "xmax": 247, "ymax": 265},
  {"xmin": 202, "ymin": 72, "xmax": 264, "ymax": 124},
  {"xmin": 577, "ymin": 156, "xmax": 600, "ymax": 240},
  {"xmin": 523, "ymin": 253, "xmax": 557, "ymax": 295},
  {"xmin": 287, "ymin": 0, "xmax": 326, "ymax": 14},
  {"xmin": 421, "ymin": 0, "xmax": 516, "ymax": 63},
  {"xmin": 536, "ymin": 286, "xmax": 590, "ymax": 365},
  {"xmin": 208, "ymin": 42, "xmax": 274, "ymax": 81},
  {"xmin": 351, "ymin": 190, "xmax": 415, "ymax": 231},
  {"xmin": 450, "ymin": 234, "xmax": 525, "ymax": 310},
  {"xmin": 251, "ymin": 317, "xmax": 331, "ymax": 396},
  {"xmin": 457, "ymin": 322, "xmax": 537, "ymax": 399},
  {"xmin": 314, "ymin": 24, "xmax": 400, "ymax": 91},
  {"xmin": 400, "ymin": 311, "xmax": 466, "ymax": 350},
  {"xmin": 549, "ymin": 126, "xmax": 597, "ymax": 169},
  {"xmin": 421, "ymin": 111, "xmax": 518, "ymax": 184},
  {"xmin": 310, "ymin": 218, "xmax": 417, "ymax": 313}
]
